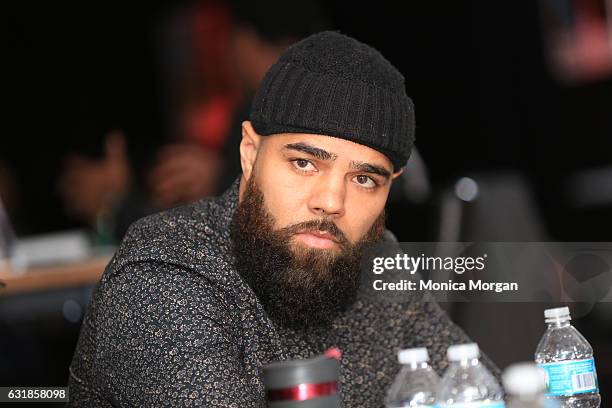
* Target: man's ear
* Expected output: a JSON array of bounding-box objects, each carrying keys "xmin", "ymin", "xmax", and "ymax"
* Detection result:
[
  {"xmin": 240, "ymin": 121, "xmax": 262, "ymax": 181},
  {"xmin": 391, "ymin": 167, "xmax": 404, "ymax": 180}
]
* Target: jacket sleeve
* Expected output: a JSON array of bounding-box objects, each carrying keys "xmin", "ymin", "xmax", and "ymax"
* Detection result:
[{"xmin": 68, "ymin": 259, "xmax": 264, "ymax": 407}]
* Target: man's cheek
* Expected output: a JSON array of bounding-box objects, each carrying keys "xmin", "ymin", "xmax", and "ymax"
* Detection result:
[
  {"xmin": 339, "ymin": 225, "xmax": 362, "ymax": 245},
  {"xmin": 273, "ymin": 201, "xmax": 309, "ymax": 227},
  {"xmin": 344, "ymin": 216, "xmax": 375, "ymax": 242}
]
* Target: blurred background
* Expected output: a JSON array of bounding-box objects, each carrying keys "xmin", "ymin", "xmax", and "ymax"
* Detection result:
[{"xmin": 2, "ymin": 0, "xmax": 611, "ymax": 400}]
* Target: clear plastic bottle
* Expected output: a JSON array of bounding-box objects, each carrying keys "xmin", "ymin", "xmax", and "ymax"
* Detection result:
[
  {"xmin": 503, "ymin": 362, "xmax": 556, "ymax": 408},
  {"xmin": 436, "ymin": 343, "xmax": 505, "ymax": 408},
  {"xmin": 534, "ymin": 307, "xmax": 601, "ymax": 408},
  {"xmin": 385, "ymin": 347, "xmax": 439, "ymax": 407}
]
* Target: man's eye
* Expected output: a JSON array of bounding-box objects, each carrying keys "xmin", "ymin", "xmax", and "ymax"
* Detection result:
[
  {"xmin": 291, "ymin": 159, "xmax": 316, "ymax": 172},
  {"xmin": 353, "ymin": 175, "xmax": 376, "ymax": 188}
]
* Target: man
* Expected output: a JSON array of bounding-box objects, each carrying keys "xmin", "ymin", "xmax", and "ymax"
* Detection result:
[{"xmin": 69, "ymin": 31, "xmax": 496, "ymax": 406}]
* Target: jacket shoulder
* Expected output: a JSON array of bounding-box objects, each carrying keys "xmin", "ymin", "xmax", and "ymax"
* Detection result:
[{"xmin": 110, "ymin": 195, "xmax": 234, "ymax": 275}]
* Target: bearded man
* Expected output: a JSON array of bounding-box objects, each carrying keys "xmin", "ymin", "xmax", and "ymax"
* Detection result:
[{"xmin": 68, "ymin": 31, "xmax": 496, "ymax": 407}]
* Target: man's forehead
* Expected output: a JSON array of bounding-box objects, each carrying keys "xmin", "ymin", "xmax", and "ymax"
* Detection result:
[{"xmin": 267, "ymin": 133, "xmax": 394, "ymax": 170}]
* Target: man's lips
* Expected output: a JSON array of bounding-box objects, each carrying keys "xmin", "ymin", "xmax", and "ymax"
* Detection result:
[{"xmin": 294, "ymin": 230, "xmax": 340, "ymax": 249}]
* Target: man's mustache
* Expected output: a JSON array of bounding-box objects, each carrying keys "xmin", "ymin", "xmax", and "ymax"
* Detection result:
[{"xmin": 279, "ymin": 219, "xmax": 350, "ymax": 247}]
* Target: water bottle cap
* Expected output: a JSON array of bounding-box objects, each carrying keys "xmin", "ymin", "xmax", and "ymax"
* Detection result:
[
  {"xmin": 544, "ymin": 306, "xmax": 571, "ymax": 321},
  {"xmin": 397, "ymin": 347, "xmax": 429, "ymax": 364},
  {"xmin": 447, "ymin": 343, "xmax": 479, "ymax": 361},
  {"xmin": 502, "ymin": 362, "xmax": 547, "ymax": 395}
]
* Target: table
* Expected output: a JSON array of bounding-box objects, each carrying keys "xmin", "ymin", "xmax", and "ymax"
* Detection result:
[{"xmin": 0, "ymin": 257, "xmax": 110, "ymax": 297}]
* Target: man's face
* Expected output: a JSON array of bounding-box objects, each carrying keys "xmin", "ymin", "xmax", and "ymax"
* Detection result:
[
  {"xmin": 231, "ymin": 123, "xmax": 402, "ymax": 328},
  {"xmin": 242, "ymin": 130, "xmax": 398, "ymax": 249}
]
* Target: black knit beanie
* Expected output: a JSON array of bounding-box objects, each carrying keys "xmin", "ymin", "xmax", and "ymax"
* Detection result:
[{"xmin": 249, "ymin": 30, "xmax": 415, "ymax": 170}]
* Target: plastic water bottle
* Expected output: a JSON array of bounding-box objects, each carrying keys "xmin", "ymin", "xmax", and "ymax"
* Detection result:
[
  {"xmin": 535, "ymin": 307, "xmax": 600, "ymax": 408},
  {"xmin": 436, "ymin": 343, "xmax": 505, "ymax": 408},
  {"xmin": 385, "ymin": 347, "xmax": 439, "ymax": 407},
  {"xmin": 503, "ymin": 362, "xmax": 556, "ymax": 408}
]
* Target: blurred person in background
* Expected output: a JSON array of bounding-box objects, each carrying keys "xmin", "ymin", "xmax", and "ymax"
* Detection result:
[
  {"xmin": 6, "ymin": 1, "xmax": 165, "ymax": 242},
  {"xmin": 57, "ymin": 130, "xmax": 130, "ymax": 236},
  {"xmin": 216, "ymin": 0, "xmax": 332, "ymax": 192},
  {"xmin": 148, "ymin": 0, "xmax": 238, "ymax": 209},
  {"xmin": 56, "ymin": 0, "xmax": 331, "ymax": 244},
  {"xmin": 54, "ymin": 97, "xmax": 161, "ymax": 244},
  {"xmin": 56, "ymin": 125, "xmax": 159, "ymax": 245},
  {"xmin": 150, "ymin": 0, "xmax": 332, "ymax": 205},
  {"xmin": 54, "ymin": 1, "xmax": 233, "ymax": 241},
  {"xmin": 54, "ymin": 1, "xmax": 236, "ymax": 242}
]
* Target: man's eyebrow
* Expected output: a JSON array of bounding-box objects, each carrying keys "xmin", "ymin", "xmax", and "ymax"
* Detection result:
[
  {"xmin": 283, "ymin": 142, "xmax": 338, "ymax": 161},
  {"xmin": 350, "ymin": 161, "xmax": 392, "ymax": 179}
]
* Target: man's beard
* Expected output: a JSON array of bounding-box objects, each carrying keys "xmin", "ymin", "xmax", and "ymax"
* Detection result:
[{"xmin": 230, "ymin": 176, "xmax": 386, "ymax": 329}]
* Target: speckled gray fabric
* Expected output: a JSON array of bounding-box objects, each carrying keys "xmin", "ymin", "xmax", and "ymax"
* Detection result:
[{"xmin": 68, "ymin": 177, "xmax": 497, "ymax": 407}]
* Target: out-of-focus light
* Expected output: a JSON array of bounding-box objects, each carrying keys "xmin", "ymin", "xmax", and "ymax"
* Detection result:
[
  {"xmin": 63, "ymin": 299, "xmax": 82, "ymax": 323},
  {"xmin": 455, "ymin": 177, "xmax": 479, "ymax": 202}
]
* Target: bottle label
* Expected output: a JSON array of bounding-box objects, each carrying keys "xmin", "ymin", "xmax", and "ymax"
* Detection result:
[
  {"xmin": 436, "ymin": 402, "xmax": 505, "ymax": 408},
  {"xmin": 538, "ymin": 358, "xmax": 599, "ymax": 396}
]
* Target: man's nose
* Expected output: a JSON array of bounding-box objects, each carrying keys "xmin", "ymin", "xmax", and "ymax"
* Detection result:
[{"xmin": 307, "ymin": 176, "xmax": 346, "ymax": 218}]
